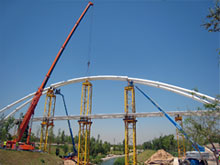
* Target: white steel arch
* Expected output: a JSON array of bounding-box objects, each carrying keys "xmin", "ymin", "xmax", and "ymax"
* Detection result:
[{"xmin": 1, "ymin": 75, "xmax": 218, "ymax": 119}]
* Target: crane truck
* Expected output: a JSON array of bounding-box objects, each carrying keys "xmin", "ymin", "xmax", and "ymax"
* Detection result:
[
  {"xmin": 6, "ymin": 2, "xmax": 93, "ymax": 150},
  {"xmin": 135, "ymin": 85, "xmax": 209, "ymax": 165}
]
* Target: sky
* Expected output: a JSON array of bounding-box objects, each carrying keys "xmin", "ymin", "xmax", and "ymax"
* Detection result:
[{"xmin": 0, "ymin": 0, "xmax": 219, "ymax": 144}]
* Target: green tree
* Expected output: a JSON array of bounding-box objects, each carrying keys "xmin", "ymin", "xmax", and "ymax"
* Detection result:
[
  {"xmin": 30, "ymin": 132, "xmax": 39, "ymax": 142},
  {"xmin": 103, "ymin": 141, "xmax": 111, "ymax": 154},
  {"xmin": 142, "ymin": 134, "xmax": 177, "ymax": 155},
  {"xmin": 56, "ymin": 147, "xmax": 60, "ymax": 156},
  {"xmin": 63, "ymin": 143, "xmax": 69, "ymax": 155},
  {"xmin": 56, "ymin": 128, "xmax": 61, "ymax": 144},
  {"xmin": 122, "ymin": 139, "xmax": 125, "ymax": 154},
  {"xmin": 202, "ymin": 0, "xmax": 220, "ymax": 32},
  {"xmin": 48, "ymin": 127, "xmax": 55, "ymax": 143},
  {"xmin": 114, "ymin": 157, "xmax": 125, "ymax": 165},
  {"xmin": 142, "ymin": 141, "xmax": 152, "ymax": 150},
  {"xmin": 184, "ymin": 97, "xmax": 220, "ymax": 165},
  {"xmin": 36, "ymin": 126, "xmax": 41, "ymax": 140},
  {"xmin": 16, "ymin": 113, "xmax": 29, "ymax": 142},
  {"xmin": 61, "ymin": 130, "xmax": 65, "ymax": 143},
  {"xmin": 0, "ymin": 115, "xmax": 15, "ymax": 141}
]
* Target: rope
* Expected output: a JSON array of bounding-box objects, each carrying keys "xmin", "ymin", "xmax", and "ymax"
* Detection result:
[{"xmin": 86, "ymin": 0, "xmax": 94, "ymax": 76}]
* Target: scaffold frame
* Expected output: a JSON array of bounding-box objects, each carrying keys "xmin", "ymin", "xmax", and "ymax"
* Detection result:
[
  {"xmin": 124, "ymin": 83, "xmax": 137, "ymax": 165},
  {"xmin": 78, "ymin": 81, "xmax": 93, "ymax": 165},
  {"xmin": 175, "ymin": 115, "xmax": 186, "ymax": 158},
  {"xmin": 39, "ymin": 88, "xmax": 56, "ymax": 152}
]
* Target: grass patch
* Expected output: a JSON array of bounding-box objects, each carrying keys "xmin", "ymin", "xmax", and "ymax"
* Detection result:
[
  {"xmin": 137, "ymin": 150, "xmax": 156, "ymax": 164},
  {"xmin": 0, "ymin": 149, "xmax": 63, "ymax": 165},
  {"xmin": 47, "ymin": 144, "xmax": 74, "ymax": 156},
  {"xmin": 109, "ymin": 150, "xmax": 124, "ymax": 155},
  {"xmin": 113, "ymin": 149, "xmax": 156, "ymax": 165}
]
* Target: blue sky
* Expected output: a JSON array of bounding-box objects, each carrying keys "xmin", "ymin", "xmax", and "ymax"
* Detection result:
[{"xmin": 0, "ymin": 0, "xmax": 219, "ymax": 144}]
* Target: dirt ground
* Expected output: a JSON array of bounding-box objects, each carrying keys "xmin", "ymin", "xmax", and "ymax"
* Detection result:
[
  {"xmin": 145, "ymin": 149, "xmax": 174, "ymax": 165},
  {"xmin": 64, "ymin": 160, "xmax": 76, "ymax": 165}
]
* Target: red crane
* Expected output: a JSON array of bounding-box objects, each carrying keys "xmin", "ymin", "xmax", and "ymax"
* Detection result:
[{"xmin": 7, "ymin": 1, "xmax": 93, "ymax": 150}]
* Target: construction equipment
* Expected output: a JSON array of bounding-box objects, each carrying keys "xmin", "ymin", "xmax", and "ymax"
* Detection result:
[
  {"xmin": 55, "ymin": 89, "xmax": 77, "ymax": 161},
  {"xmin": 6, "ymin": 1, "xmax": 93, "ymax": 150},
  {"xmin": 77, "ymin": 81, "xmax": 93, "ymax": 165},
  {"xmin": 124, "ymin": 82, "xmax": 137, "ymax": 165},
  {"xmin": 175, "ymin": 114, "xmax": 186, "ymax": 159},
  {"xmin": 135, "ymin": 85, "xmax": 209, "ymax": 165},
  {"xmin": 39, "ymin": 88, "xmax": 56, "ymax": 152}
]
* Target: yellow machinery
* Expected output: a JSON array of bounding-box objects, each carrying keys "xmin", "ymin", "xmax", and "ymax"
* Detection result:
[
  {"xmin": 175, "ymin": 114, "xmax": 186, "ymax": 158},
  {"xmin": 78, "ymin": 81, "xmax": 93, "ymax": 165},
  {"xmin": 124, "ymin": 82, "xmax": 137, "ymax": 165},
  {"xmin": 39, "ymin": 88, "xmax": 56, "ymax": 152}
]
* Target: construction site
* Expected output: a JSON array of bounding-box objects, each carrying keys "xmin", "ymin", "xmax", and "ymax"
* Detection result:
[{"xmin": 0, "ymin": 0, "xmax": 220, "ymax": 165}]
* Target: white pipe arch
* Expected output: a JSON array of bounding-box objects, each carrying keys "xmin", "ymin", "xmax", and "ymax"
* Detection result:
[{"xmin": 1, "ymin": 75, "xmax": 218, "ymax": 119}]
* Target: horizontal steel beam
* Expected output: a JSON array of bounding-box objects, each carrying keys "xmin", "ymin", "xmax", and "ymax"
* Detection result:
[{"xmin": 32, "ymin": 110, "xmax": 217, "ymax": 122}]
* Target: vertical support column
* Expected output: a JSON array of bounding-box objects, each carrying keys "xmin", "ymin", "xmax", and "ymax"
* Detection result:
[
  {"xmin": 175, "ymin": 114, "xmax": 186, "ymax": 159},
  {"xmin": 39, "ymin": 88, "xmax": 56, "ymax": 152},
  {"xmin": 78, "ymin": 81, "xmax": 92, "ymax": 165},
  {"xmin": 124, "ymin": 82, "xmax": 137, "ymax": 165}
]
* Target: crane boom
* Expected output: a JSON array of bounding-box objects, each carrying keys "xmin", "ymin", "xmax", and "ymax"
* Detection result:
[
  {"xmin": 135, "ymin": 85, "xmax": 205, "ymax": 152},
  {"xmin": 16, "ymin": 2, "xmax": 93, "ymax": 142},
  {"xmin": 55, "ymin": 89, "xmax": 77, "ymax": 155}
]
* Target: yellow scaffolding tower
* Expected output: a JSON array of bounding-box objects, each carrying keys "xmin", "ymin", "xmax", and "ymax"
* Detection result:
[
  {"xmin": 175, "ymin": 114, "xmax": 186, "ymax": 159},
  {"xmin": 39, "ymin": 88, "xmax": 56, "ymax": 152},
  {"xmin": 124, "ymin": 83, "xmax": 137, "ymax": 165},
  {"xmin": 78, "ymin": 81, "xmax": 92, "ymax": 165}
]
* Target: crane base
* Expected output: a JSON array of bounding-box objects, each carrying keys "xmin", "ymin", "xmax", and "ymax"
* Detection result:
[{"xmin": 6, "ymin": 141, "xmax": 35, "ymax": 151}]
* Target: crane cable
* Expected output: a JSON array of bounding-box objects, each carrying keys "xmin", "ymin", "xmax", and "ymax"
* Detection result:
[{"xmin": 86, "ymin": 1, "xmax": 94, "ymax": 76}]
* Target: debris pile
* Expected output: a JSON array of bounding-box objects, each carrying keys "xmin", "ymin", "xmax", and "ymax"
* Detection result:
[
  {"xmin": 64, "ymin": 160, "xmax": 76, "ymax": 165},
  {"xmin": 145, "ymin": 149, "xmax": 174, "ymax": 165}
]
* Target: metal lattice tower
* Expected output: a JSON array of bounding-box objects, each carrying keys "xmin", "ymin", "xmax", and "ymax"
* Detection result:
[
  {"xmin": 175, "ymin": 114, "xmax": 186, "ymax": 158},
  {"xmin": 124, "ymin": 83, "xmax": 137, "ymax": 165},
  {"xmin": 39, "ymin": 88, "xmax": 56, "ymax": 152},
  {"xmin": 78, "ymin": 81, "xmax": 92, "ymax": 165}
]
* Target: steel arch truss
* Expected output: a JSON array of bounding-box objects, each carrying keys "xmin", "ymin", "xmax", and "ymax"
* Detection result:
[{"xmin": 1, "ymin": 75, "xmax": 218, "ymax": 119}]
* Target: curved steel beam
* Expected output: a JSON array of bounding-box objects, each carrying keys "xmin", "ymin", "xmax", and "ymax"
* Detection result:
[
  {"xmin": 1, "ymin": 75, "xmax": 218, "ymax": 120},
  {"xmin": 0, "ymin": 88, "xmax": 49, "ymax": 114}
]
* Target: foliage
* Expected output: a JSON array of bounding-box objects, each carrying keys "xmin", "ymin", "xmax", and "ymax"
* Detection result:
[
  {"xmin": 184, "ymin": 100, "xmax": 220, "ymax": 144},
  {"xmin": 30, "ymin": 132, "xmax": 39, "ymax": 142},
  {"xmin": 48, "ymin": 127, "xmax": 55, "ymax": 143},
  {"xmin": 0, "ymin": 115, "xmax": 15, "ymax": 141},
  {"xmin": 55, "ymin": 148, "xmax": 60, "ymax": 156},
  {"xmin": 89, "ymin": 135, "xmax": 111, "ymax": 157},
  {"xmin": 109, "ymin": 150, "xmax": 124, "ymax": 155},
  {"xmin": 90, "ymin": 153, "xmax": 105, "ymax": 164},
  {"xmin": 184, "ymin": 97, "xmax": 220, "ymax": 164},
  {"xmin": 47, "ymin": 131, "xmax": 111, "ymax": 163},
  {"xmin": 202, "ymin": 0, "xmax": 220, "ymax": 32},
  {"xmin": 61, "ymin": 130, "xmax": 65, "ymax": 142},
  {"xmin": 15, "ymin": 113, "xmax": 30, "ymax": 143},
  {"xmin": 114, "ymin": 157, "xmax": 125, "ymax": 165},
  {"xmin": 142, "ymin": 134, "xmax": 178, "ymax": 155},
  {"xmin": 89, "ymin": 135, "xmax": 111, "ymax": 164},
  {"xmin": 62, "ymin": 143, "xmax": 69, "ymax": 154}
]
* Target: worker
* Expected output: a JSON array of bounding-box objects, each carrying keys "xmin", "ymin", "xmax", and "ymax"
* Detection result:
[
  {"xmin": 16, "ymin": 142, "xmax": 19, "ymax": 150},
  {"xmin": 3, "ymin": 141, "xmax": 7, "ymax": 149},
  {"xmin": 56, "ymin": 148, "xmax": 60, "ymax": 156},
  {"xmin": 219, "ymin": 153, "xmax": 220, "ymax": 163}
]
